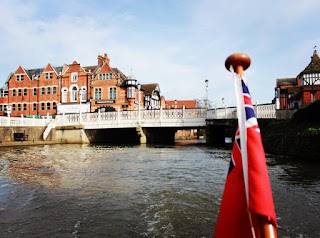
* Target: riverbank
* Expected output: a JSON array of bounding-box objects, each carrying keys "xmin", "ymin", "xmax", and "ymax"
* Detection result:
[
  {"xmin": 261, "ymin": 101, "xmax": 320, "ymax": 161},
  {"xmin": 0, "ymin": 140, "xmax": 58, "ymax": 147}
]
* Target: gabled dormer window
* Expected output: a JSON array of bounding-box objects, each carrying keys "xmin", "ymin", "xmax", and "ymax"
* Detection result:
[
  {"xmin": 71, "ymin": 72, "xmax": 78, "ymax": 82},
  {"xmin": 45, "ymin": 72, "xmax": 53, "ymax": 79},
  {"xmin": 16, "ymin": 75, "xmax": 24, "ymax": 81}
]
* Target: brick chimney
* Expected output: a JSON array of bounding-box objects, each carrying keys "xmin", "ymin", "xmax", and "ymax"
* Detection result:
[
  {"xmin": 97, "ymin": 54, "xmax": 104, "ymax": 66},
  {"xmin": 104, "ymin": 53, "xmax": 110, "ymax": 65}
]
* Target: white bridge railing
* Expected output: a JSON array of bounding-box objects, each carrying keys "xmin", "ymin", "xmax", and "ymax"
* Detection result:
[
  {"xmin": 207, "ymin": 103, "xmax": 276, "ymax": 119},
  {"xmin": 55, "ymin": 108, "xmax": 207, "ymax": 129},
  {"xmin": 0, "ymin": 115, "xmax": 49, "ymax": 127},
  {"xmin": 0, "ymin": 104, "xmax": 276, "ymax": 129}
]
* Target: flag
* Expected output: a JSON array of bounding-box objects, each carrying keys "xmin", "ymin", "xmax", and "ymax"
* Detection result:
[{"xmin": 214, "ymin": 74, "xmax": 277, "ymax": 238}]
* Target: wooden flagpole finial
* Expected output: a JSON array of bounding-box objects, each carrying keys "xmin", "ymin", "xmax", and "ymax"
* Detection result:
[{"xmin": 225, "ymin": 53, "xmax": 251, "ymax": 75}]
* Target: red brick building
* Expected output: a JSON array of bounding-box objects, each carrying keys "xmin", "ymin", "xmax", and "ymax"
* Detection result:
[
  {"xmin": 0, "ymin": 53, "xmax": 154, "ymax": 117},
  {"xmin": 276, "ymin": 49, "xmax": 320, "ymax": 109},
  {"xmin": 165, "ymin": 100, "xmax": 197, "ymax": 109}
]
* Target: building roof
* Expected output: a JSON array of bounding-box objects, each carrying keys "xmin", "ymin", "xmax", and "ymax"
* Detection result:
[
  {"xmin": 26, "ymin": 68, "xmax": 44, "ymax": 79},
  {"xmin": 141, "ymin": 83, "xmax": 160, "ymax": 95},
  {"xmin": 276, "ymin": 78, "xmax": 297, "ymax": 87},
  {"xmin": 299, "ymin": 49, "xmax": 320, "ymax": 76}
]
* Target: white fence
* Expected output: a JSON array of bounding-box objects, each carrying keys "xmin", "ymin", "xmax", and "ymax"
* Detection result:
[
  {"xmin": 55, "ymin": 108, "xmax": 207, "ymax": 129},
  {"xmin": 0, "ymin": 116, "xmax": 49, "ymax": 127},
  {"xmin": 0, "ymin": 104, "xmax": 276, "ymax": 129},
  {"xmin": 207, "ymin": 103, "xmax": 276, "ymax": 119}
]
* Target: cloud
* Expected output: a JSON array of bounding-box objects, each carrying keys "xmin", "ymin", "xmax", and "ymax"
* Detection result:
[{"xmin": 0, "ymin": 0, "xmax": 320, "ymax": 106}]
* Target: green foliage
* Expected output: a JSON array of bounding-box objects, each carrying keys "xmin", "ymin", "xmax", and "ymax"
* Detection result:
[{"xmin": 307, "ymin": 127, "xmax": 320, "ymax": 134}]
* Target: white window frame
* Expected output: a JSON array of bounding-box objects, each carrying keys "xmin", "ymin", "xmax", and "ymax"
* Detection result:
[
  {"xmin": 71, "ymin": 72, "xmax": 78, "ymax": 82},
  {"xmin": 62, "ymin": 88, "xmax": 68, "ymax": 103},
  {"xmin": 16, "ymin": 75, "xmax": 24, "ymax": 81},
  {"xmin": 109, "ymin": 87, "xmax": 117, "ymax": 99},
  {"xmin": 70, "ymin": 86, "xmax": 78, "ymax": 102},
  {"xmin": 80, "ymin": 86, "xmax": 87, "ymax": 102},
  {"xmin": 45, "ymin": 72, "xmax": 53, "ymax": 79},
  {"xmin": 94, "ymin": 88, "xmax": 102, "ymax": 100},
  {"xmin": 127, "ymin": 87, "xmax": 135, "ymax": 99}
]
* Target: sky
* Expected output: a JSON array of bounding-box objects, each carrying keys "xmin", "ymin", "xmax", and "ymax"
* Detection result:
[{"xmin": 0, "ymin": 0, "xmax": 320, "ymax": 107}]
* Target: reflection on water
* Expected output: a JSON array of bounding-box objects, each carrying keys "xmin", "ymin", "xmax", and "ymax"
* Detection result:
[{"xmin": 0, "ymin": 144, "xmax": 319, "ymax": 238}]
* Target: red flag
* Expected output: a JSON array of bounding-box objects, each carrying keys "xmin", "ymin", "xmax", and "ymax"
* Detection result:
[{"xmin": 213, "ymin": 75, "xmax": 277, "ymax": 238}]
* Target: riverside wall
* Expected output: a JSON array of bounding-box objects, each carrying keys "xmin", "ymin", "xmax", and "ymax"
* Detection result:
[
  {"xmin": 1, "ymin": 120, "xmax": 319, "ymax": 161},
  {"xmin": 0, "ymin": 126, "xmax": 48, "ymax": 143},
  {"xmin": 259, "ymin": 119, "xmax": 320, "ymax": 161}
]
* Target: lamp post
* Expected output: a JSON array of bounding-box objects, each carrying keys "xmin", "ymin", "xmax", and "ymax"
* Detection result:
[
  {"xmin": 137, "ymin": 83, "xmax": 141, "ymax": 123},
  {"xmin": 205, "ymin": 79, "xmax": 209, "ymax": 109}
]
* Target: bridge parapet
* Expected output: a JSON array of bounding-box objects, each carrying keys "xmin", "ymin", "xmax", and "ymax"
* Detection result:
[
  {"xmin": 54, "ymin": 108, "xmax": 207, "ymax": 129},
  {"xmin": 207, "ymin": 103, "xmax": 276, "ymax": 119}
]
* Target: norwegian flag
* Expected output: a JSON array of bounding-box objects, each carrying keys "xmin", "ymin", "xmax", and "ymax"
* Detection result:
[{"xmin": 214, "ymin": 74, "xmax": 277, "ymax": 238}]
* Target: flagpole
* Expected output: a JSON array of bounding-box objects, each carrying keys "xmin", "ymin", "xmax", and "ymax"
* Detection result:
[{"xmin": 225, "ymin": 53, "xmax": 277, "ymax": 238}]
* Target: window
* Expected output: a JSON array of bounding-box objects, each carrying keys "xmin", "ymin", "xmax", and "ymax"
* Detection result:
[
  {"xmin": 71, "ymin": 86, "xmax": 78, "ymax": 102},
  {"xmin": 33, "ymin": 88, "xmax": 37, "ymax": 96},
  {"xmin": 53, "ymin": 86, "xmax": 57, "ymax": 94},
  {"xmin": 23, "ymin": 103, "xmax": 27, "ymax": 111},
  {"xmin": 12, "ymin": 89, "xmax": 16, "ymax": 97},
  {"xmin": 1, "ymin": 90, "xmax": 8, "ymax": 97},
  {"xmin": 95, "ymin": 88, "xmax": 102, "ymax": 100},
  {"xmin": 12, "ymin": 104, "xmax": 16, "ymax": 111},
  {"xmin": 62, "ymin": 88, "xmax": 68, "ymax": 103},
  {"xmin": 18, "ymin": 89, "xmax": 22, "ymax": 96},
  {"xmin": 17, "ymin": 104, "xmax": 21, "ymax": 111},
  {"xmin": 45, "ymin": 72, "xmax": 53, "ymax": 79},
  {"xmin": 24, "ymin": 88, "xmax": 27, "ymax": 96},
  {"xmin": 53, "ymin": 102, "xmax": 57, "ymax": 110},
  {"xmin": 16, "ymin": 75, "xmax": 24, "ymax": 81},
  {"xmin": 127, "ymin": 87, "xmax": 135, "ymax": 99},
  {"xmin": 41, "ymin": 87, "xmax": 45, "ymax": 95},
  {"xmin": 109, "ymin": 87, "xmax": 117, "ymax": 99},
  {"xmin": 47, "ymin": 87, "xmax": 51, "ymax": 94},
  {"xmin": 71, "ymin": 72, "xmax": 78, "ymax": 82},
  {"xmin": 41, "ymin": 103, "xmax": 45, "ymax": 110},
  {"xmin": 99, "ymin": 73, "xmax": 112, "ymax": 80},
  {"xmin": 80, "ymin": 87, "xmax": 87, "ymax": 102},
  {"xmin": 47, "ymin": 102, "xmax": 51, "ymax": 110},
  {"xmin": 100, "ymin": 73, "xmax": 106, "ymax": 80},
  {"xmin": 33, "ymin": 103, "xmax": 37, "ymax": 111},
  {"xmin": 0, "ymin": 105, "xmax": 2, "ymax": 111}
]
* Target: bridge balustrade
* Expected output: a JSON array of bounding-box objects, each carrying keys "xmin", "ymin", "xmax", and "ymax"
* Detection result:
[
  {"xmin": 207, "ymin": 103, "xmax": 276, "ymax": 119},
  {"xmin": 0, "ymin": 116, "xmax": 48, "ymax": 127},
  {"xmin": 54, "ymin": 108, "xmax": 207, "ymax": 129}
]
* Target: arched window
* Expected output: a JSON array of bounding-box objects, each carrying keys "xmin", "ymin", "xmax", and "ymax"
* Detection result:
[
  {"xmin": 71, "ymin": 86, "xmax": 78, "ymax": 102},
  {"xmin": 80, "ymin": 86, "xmax": 87, "ymax": 102}
]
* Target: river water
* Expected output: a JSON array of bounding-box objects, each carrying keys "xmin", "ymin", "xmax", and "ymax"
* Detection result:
[{"xmin": 0, "ymin": 142, "xmax": 319, "ymax": 238}]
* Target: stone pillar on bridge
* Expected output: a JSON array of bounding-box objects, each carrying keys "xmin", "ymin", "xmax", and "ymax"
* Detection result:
[{"xmin": 136, "ymin": 126, "xmax": 147, "ymax": 144}]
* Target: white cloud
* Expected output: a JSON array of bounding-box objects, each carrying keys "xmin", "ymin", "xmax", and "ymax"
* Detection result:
[{"xmin": 0, "ymin": 0, "xmax": 320, "ymax": 106}]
